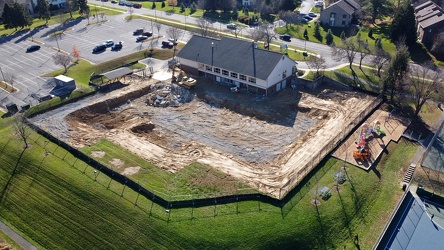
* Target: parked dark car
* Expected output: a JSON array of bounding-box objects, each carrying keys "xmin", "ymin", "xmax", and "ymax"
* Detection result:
[
  {"xmin": 125, "ymin": 2, "xmax": 133, "ymax": 6},
  {"xmin": 142, "ymin": 31, "xmax": 152, "ymax": 37},
  {"xmin": 93, "ymin": 44, "xmax": 106, "ymax": 52},
  {"xmin": 279, "ymin": 34, "xmax": 291, "ymax": 41},
  {"xmin": 136, "ymin": 35, "xmax": 148, "ymax": 42},
  {"xmin": 111, "ymin": 0, "xmax": 117, "ymax": 3},
  {"xmin": 111, "ymin": 41, "xmax": 123, "ymax": 50},
  {"xmin": 118, "ymin": 1, "xmax": 125, "ymax": 5},
  {"xmin": 162, "ymin": 41, "xmax": 174, "ymax": 47},
  {"xmin": 133, "ymin": 3, "xmax": 142, "ymax": 8},
  {"xmin": 133, "ymin": 28, "xmax": 143, "ymax": 35},
  {"xmin": 26, "ymin": 45, "xmax": 41, "ymax": 52}
]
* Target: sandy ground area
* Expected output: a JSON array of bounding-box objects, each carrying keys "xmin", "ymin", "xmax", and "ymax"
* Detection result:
[{"xmin": 30, "ymin": 60, "xmax": 377, "ymax": 199}]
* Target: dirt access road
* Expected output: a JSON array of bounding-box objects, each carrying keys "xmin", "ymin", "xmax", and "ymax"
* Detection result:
[{"xmin": 30, "ymin": 75, "xmax": 376, "ymax": 199}]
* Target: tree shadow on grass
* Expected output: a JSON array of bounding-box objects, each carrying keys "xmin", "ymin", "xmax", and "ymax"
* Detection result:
[{"xmin": 0, "ymin": 148, "xmax": 26, "ymax": 204}]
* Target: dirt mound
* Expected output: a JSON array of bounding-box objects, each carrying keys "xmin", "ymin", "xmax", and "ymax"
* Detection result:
[
  {"xmin": 146, "ymin": 82, "xmax": 193, "ymax": 107},
  {"xmin": 131, "ymin": 123, "xmax": 155, "ymax": 133}
]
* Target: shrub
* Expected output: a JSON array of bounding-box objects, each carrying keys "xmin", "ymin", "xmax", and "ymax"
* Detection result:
[
  {"xmin": 318, "ymin": 186, "xmax": 332, "ymax": 200},
  {"xmin": 334, "ymin": 171, "xmax": 346, "ymax": 184},
  {"xmin": 325, "ymin": 29, "xmax": 334, "ymax": 45}
]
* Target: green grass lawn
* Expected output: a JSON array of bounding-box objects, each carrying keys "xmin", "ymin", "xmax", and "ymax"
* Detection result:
[{"xmin": 0, "ymin": 107, "xmax": 419, "ymax": 249}]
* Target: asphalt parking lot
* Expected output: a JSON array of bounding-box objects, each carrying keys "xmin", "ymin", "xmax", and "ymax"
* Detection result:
[{"xmin": 0, "ymin": 12, "xmax": 192, "ymax": 112}]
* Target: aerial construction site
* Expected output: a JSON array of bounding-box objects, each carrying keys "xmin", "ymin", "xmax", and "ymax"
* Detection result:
[{"xmin": 30, "ymin": 60, "xmax": 380, "ymax": 199}]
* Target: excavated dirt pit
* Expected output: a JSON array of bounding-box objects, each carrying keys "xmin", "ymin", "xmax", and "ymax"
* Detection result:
[{"xmin": 30, "ymin": 78, "xmax": 376, "ymax": 198}]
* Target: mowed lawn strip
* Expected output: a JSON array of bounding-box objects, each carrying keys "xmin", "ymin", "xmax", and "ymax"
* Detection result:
[{"xmin": 0, "ymin": 109, "xmax": 416, "ymax": 249}]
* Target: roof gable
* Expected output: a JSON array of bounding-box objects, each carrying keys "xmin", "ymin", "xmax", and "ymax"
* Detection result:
[
  {"xmin": 177, "ymin": 35, "xmax": 289, "ymax": 80},
  {"xmin": 325, "ymin": 0, "xmax": 360, "ymax": 15}
]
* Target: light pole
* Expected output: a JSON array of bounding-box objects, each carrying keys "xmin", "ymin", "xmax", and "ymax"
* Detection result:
[{"xmin": 185, "ymin": 14, "xmax": 187, "ymax": 31}]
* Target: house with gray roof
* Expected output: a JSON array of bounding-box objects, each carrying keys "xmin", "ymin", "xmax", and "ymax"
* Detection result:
[
  {"xmin": 176, "ymin": 35, "xmax": 298, "ymax": 96},
  {"xmin": 414, "ymin": 0, "xmax": 444, "ymax": 47},
  {"xmin": 319, "ymin": 0, "xmax": 361, "ymax": 27}
]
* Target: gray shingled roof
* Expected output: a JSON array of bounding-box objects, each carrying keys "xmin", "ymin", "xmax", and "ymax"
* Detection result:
[
  {"xmin": 177, "ymin": 35, "xmax": 288, "ymax": 80},
  {"xmin": 328, "ymin": 0, "xmax": 360, "ymax": 15}
]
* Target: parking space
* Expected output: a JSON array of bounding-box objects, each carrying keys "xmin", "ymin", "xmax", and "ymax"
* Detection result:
[{"xmin": 0, "ymin": 13, "xmax": 192, "ymax": 112}]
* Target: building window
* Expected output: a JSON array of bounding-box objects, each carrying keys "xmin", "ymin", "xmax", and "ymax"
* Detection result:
[
  {"xmin": 222, "ymin": 70, "xmax": 229, "ymax": 76},
  {"xmin": 282, "ymin": 70, "xmax": 287, "ymax": 79},
  {"xmin": 230, "ymin": 72, "xmax": 238, "ymax": 78},
  {"xmin": 205, "ymin": 65, "xmax": 212, "ymax": 71},
  {"xmin": 248, "ymin": 77, "xmax": 256, "ymax": 83},
  {"xmin": 343, "ymin": 14, "xmax": 347, "ymax": 18},
  {"xmin": 330, "ymin": 13, "xmax": 336, "ymax": 18},
  {"xmin": 214, "ymin": 68, "xmax": 221, "ymax": 73},
  {"xmin": 239, "ymin": 74, "xmax": 246, "ymax": 81},
  {"xmin": 342, "ymin": 21, "xmax": 345, "ymax": 25}
]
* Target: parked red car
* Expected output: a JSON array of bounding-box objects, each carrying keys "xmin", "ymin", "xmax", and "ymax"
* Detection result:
[{"xmin": 133, "ymin": 3, "xmax": 142, "ymax": 8}]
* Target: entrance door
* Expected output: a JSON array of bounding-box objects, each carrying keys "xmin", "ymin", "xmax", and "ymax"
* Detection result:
[
  {"xmin": 276, "ymin": 82, "xmax": 281, "ymax": 92},
  {"xmin": 282, "ymin": 79, "xmax": 287, "ymax": 89}
]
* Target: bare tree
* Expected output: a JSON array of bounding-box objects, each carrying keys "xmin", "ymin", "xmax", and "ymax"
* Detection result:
[
  {"xmin": 331, "ymin": 37, "xmax": 359, "ymax": 72},
  {"xmin": 14, "ymin": 114, "xmax": 31, "ymax": 149},
  {"xmin": 229, "ymin": 26, "xmax": 243, "ymax": 38},
  {"xmin": 258, "ymin": 23, "xmax": 276, "ymax": 50},
  {"xmin": 278, "ymin": 10, "xmax": 299, "ymax": 30},
  {"xmin": 99, "ymin": 12, "xmax": 105, "ymax": 21},
  {"xmin": 407, "ymin": 62, "xmax": 443, "ymax": 115},
  {"xmin": 196, "ymin": 18, "xmax": 213, "ymax": 37},
  {"xmin": 84, "ymin": 8, "xmax": 91, "ymax": 25},
  {"xmin": 166, "ymin": 27, "xmax": 183, "ymax": 42},
  {"xmin": 372, "ymin": 48, "xmax": 390, "ymax": 78},
  {"xmin": 154, "ymin": 22, "xmax": 162, "ymax": 39},
  {"xmin": 3, "ymin": 72, "xmax": 17, "ymax": 92},
  {"xmin": 72, "ymin": 45, "xmax": 81, "ymax": 62},
  {"xmin": 128, "ymin": 6, "xmax": 134, "ymax": 19},
  {"xmin": 248, "ymin": 26, "xmax": 265, "ymax": 42},
  {"xmin": 53, "ymin": 53, "xmax": 72, "ymax": 74},
  {"xmin": 306, "ymin": 56, "xmax": 326, "ymax": 78},
  {"xmin": 357, "ymin": 34, "xmax": 371, "ymax": 69}
]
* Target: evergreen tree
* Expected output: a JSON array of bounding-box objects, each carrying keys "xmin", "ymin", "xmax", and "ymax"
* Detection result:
[
  {"xmin": 180, "ymin": 3, "xmax": 185, "ymax": 12},
  {"xmin": 1, "ymin": 4, "xmax": 13, "ymax": 29},
  {"xmin": 12, "ymin": 2, "xmax": 32, "ymax": 30},
  {"xmin": 37, "ymin": 0, "xmax": 50, "ymax": 24},
  {"xmin": 232, "ymin": 8, "xmax": 238, "ymax": 18},
  {"xmin": 381, "ymin": 42, "xmax": 410, "ymax": 101},
  {"xmin": 161, "ymin": 1, "xmax": 165, "ymax": 8},
  {"xmin": 390, "ymin": 0, "xmax": 417, "ymax": 46},
  {"xmin": 313, "ymin": 21, "xmax": 321, "ymax": 39},
  {"xmin": 66, "ymin": 0, "xmax": 80, "ymax": 18},
  {"xmin": 190, "ymin": 2, "xmax": 197, "ymax": 14},
  {"xmin": 152, "ymin": 1, "xmax": 156, "ymax": 9},
  {"xmin": 340, "ymin": 31, "xmax": 346, "ymax": 40},
  {"xmin": 325, "ymin": 29, "xmax": 334, "ymax": 45},
  {"xmin": 303, "ymin": 28, "xmax": 308, "ymax": 40},
  {"xmin": 78, "ymin": 0, "xmax": 89, "ymax": 14},
  {"xmin": 280, "ymin": 0, "xmax": 297, "ymax": 11},
  {"xmin": 368, "ymin": 28, "xmax": 373, "ymax": 38},
  {"xmin": 375, "ymin": 37, "xmax": 383, "ymax": 49}
]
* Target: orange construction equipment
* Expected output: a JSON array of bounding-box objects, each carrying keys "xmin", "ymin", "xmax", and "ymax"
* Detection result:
[{"xmin": 353, "ymin": 149, "xmax": 370, "ymax": 161}]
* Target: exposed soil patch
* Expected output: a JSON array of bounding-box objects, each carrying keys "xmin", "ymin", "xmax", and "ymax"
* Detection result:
[
  {"xmin": 121, "ymin": 166, "xmax": 141, "ymax": 176},
  {"xmin": 30, "ymin": 76, "xmax": 376, "ymax": 199},
  {"xmin": 109, "ymin": 158, "xmax": 124, "ymax": 168},
  {"xmin": 91, "ymin": 151, "xmax": 106, "ymax": 158}
]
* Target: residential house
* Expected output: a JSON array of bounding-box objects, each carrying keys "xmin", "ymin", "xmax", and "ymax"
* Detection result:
[
  {"xmin": 176, "ymin": 35, "xmax": 298, "ymax": 96},
  {"xmin": 414, "ymin": 0, "xmax": 444, "ymax": 47},
  {"xmin": 319, "ymin": 0, "xmax": 361, "ymax": 27}
]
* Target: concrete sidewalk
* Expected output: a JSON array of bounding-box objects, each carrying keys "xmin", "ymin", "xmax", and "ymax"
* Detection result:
[{"xmin": 0, "ymin": 220, "xmax": 37, "ymax": 250}]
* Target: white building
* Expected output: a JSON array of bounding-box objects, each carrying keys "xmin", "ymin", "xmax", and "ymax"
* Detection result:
[{"xmin": 177, "ymin": 35, "xmax": 298, "ymax": 96}]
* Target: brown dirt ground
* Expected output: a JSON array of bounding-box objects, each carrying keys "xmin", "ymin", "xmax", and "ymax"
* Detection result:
[{"xmin": 33, "ymin": 75, "xmax": 376, "ymax": 199}]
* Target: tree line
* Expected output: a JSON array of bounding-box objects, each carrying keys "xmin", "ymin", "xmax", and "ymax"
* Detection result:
[{"xmin": 1, "ymin": 0, "xmax": 90, "ymax": 30}]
